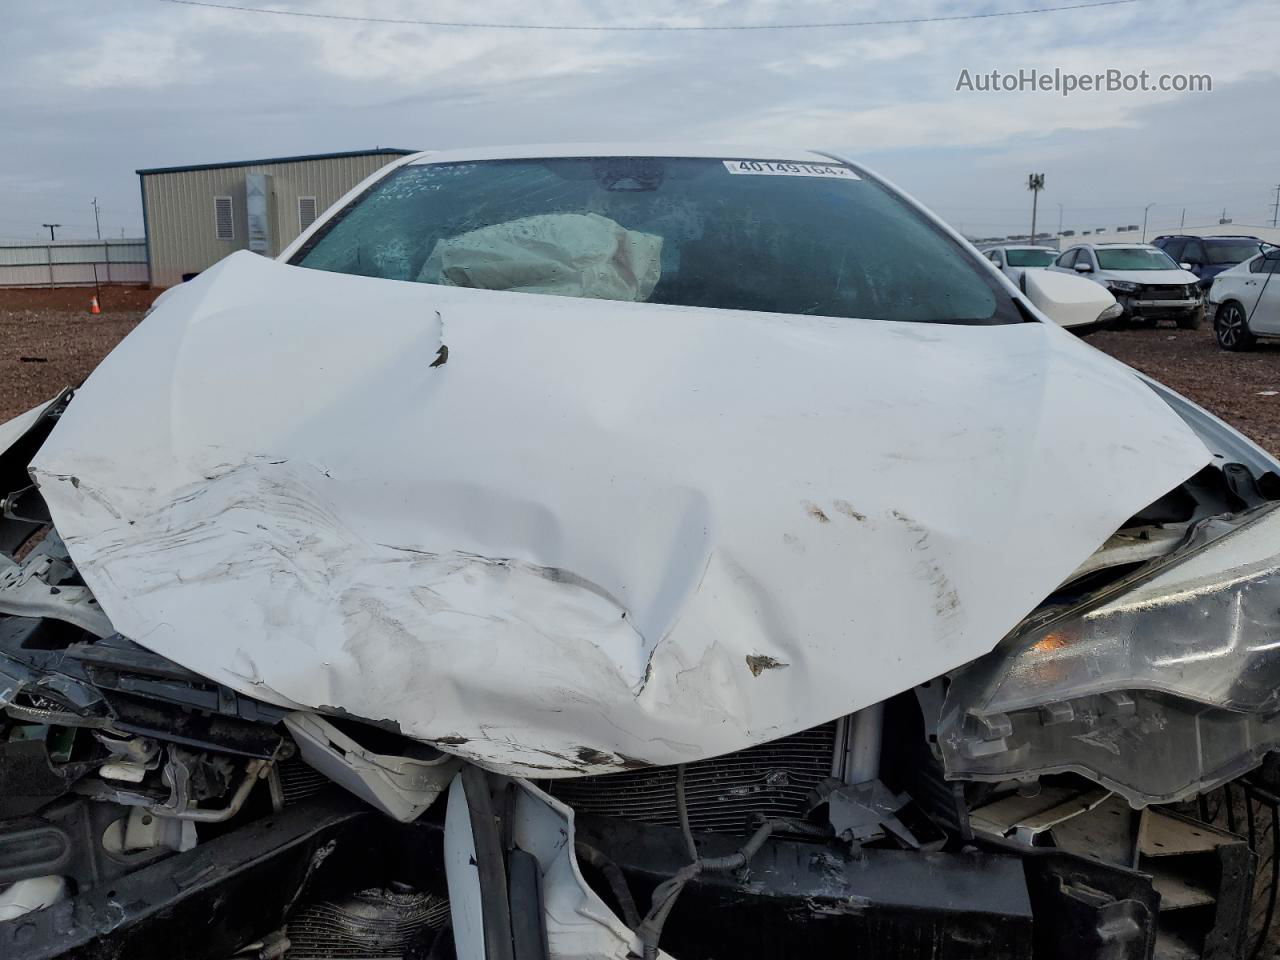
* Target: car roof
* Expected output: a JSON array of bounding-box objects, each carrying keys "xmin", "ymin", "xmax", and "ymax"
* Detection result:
[
  {"xmin": 404, "ymin": 143, "xmax": 841, "ymax": 165},
  {"xmin": 1155, "ymin": 234, "xmax": 1261, "ymax": 241}
]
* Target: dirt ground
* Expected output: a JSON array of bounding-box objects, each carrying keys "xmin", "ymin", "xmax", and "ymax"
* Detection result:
[
  {"xmin": 0, "ymin": 286, "xmax": 152, "ymax": 422},
  {"xmin": 1088, "ymin": 324, "xmax": 1280, "ymax": 455},
  {"xmin": 2, "ymin": 289, "xmax": 1280, "ymax": 457}
]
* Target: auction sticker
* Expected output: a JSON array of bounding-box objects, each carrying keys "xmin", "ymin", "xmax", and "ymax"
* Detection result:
[{"xmin": 722, "ymin": 160, "xmax": 859, "ymax": 179}]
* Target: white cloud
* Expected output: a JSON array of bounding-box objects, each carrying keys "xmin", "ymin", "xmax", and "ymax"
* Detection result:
[{"xmin": 53, "ymin": 30, "xmax": 196, "ymax": 90}]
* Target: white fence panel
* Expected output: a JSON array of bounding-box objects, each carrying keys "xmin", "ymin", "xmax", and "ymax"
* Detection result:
[{"xmin": 0, "ymin": 240, "xmax": 148, "ymax": 287}]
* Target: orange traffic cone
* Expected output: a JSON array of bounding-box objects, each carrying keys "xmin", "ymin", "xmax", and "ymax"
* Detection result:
[{"xmin": 89, "ymin": 295, "xmax": 100, "ymax": 315}]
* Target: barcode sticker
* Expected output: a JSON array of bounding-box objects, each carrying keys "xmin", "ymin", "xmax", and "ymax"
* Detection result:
[{"xmin": 722, "ymin": 160, "xmax": 859, "ymax": 179}]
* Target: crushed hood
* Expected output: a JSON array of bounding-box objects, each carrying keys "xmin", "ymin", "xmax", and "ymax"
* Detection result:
[{"xmin": 29, "ymin": 252, "xmax": 1211, "ymax": 776}]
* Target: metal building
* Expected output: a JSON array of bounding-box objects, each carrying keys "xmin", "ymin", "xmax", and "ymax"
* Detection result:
[{"xmin": 137, "ymin": 148, "xmax": 416, "ymax": 288}]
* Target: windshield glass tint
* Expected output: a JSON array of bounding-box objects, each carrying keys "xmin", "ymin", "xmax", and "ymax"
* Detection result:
[
  {"xmin": 293, "ymin": 157, "xmax": 1019, "ymax": 324},
  {"xmin": 1205, "ymin": 239, "xmax": 1261, "ymax": 265},
  {"xmin": 1005, "ymin": 249, "xmax": 1057, "ymax": 267},
  {"xmin": 1094, "ymin": 248, "xmax": 1179, "ymax": 271}
]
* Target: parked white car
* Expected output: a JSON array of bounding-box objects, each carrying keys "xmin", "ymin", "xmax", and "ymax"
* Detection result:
[
  {"xmin": 981, "ymin": 244, "xmax": 1058, "ymax": 285},
  {"xmin": 1048, "ymin": 242, "xmax": 1203, "ymax": 328},
  {"xmin": 1208, "ymin": 248, "xmax": 1280, "ymax": 350}
]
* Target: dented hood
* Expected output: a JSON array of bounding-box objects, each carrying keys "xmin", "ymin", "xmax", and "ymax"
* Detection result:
[{"xmin": 30, "ymin": 252, "xmax": 1211, "ymax": 776}]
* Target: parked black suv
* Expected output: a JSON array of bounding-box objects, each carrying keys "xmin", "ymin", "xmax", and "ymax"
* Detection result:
[{"xmin": 1152, "ymin": 235, "xmax": 1266, "ymax": 292}]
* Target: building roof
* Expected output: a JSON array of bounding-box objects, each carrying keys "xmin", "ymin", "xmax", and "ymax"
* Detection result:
[{"xmin": 137, "ymin": 148, "xmax": 418, "ymax": 177}]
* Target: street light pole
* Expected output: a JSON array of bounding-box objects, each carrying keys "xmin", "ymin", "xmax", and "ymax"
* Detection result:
[
  {"xmin": 1141, "ymin": 203, "xmax": 1155, "ymax": 242},
  {"xmin": 41, "ymin": 223, "xmax": 61, "ymax": 241},
  {"xmin": 91, "ymin": 198, "xmax": 101, "ymax": 240},
  {"xmin": 1028, "ymin": 173, "xmax": 1046, "ymax": 240},
  {"xmin": 1056, "ymin": 203, "xmax": 1064, "ymax": 238}
]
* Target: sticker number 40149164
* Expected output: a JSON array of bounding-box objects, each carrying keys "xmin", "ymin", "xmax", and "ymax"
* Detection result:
[{"xmin": 722, "ymin": 160, "xmax": 859, "ymax": 179}]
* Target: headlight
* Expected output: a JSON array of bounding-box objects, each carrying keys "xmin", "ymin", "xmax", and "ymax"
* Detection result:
[
  {"xmin": 1097, "ymin": 302, "xmax": 1124, "ymax": 323},
  {"xmin": 1107, "ymin": 281, "xmax": 1142, "ymax": 294},
  {"xmin": 938, "ymin": 505, "xmax": 1280, "ymax": 804}
]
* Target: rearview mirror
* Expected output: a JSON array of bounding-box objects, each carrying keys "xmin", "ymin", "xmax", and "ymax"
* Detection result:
[
  {"xmin": 1180, "ymin": 262, "xmax": 1193, "ymax": 271},
  {"xmin": 1074, "ymin": 261, "xmax": 1092, "ymax": 273},
  {"xmin": 1022, "ymin": 269, "xmax": 1121, "ymax": 335}
]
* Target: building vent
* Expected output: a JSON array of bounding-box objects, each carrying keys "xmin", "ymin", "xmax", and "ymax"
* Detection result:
[
  {"xmin": 214, "ymin": 196, "xmax": 234, "ymax": 240},
  {"xmin": 298, "ymin": 196, "xmax": 319, "ymax": 233}
]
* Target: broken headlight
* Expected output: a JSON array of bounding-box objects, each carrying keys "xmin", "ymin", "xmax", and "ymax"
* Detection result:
[{"xmin": 939, "ymin": 503, "xmax": 1280, "ymax": 805}]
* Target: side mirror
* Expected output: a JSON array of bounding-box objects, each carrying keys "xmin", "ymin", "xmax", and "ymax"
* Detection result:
[
  {"xmin": 1180, "ymin": 262, "xmax": 1194, "ymax": 271},
  {"xmin": 1022, "ymin": 269, "xmax": 1121, "ymax": 334},
  {"xmin": 1074, "ymin": 261, "xmax": 1092, "ymax": 273}
]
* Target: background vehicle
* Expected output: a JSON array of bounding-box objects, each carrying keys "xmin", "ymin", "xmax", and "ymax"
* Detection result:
[
  {"xmin": 981, "ymin": 244, "xmax": 1059, "ymax": 285},
  {"xmin": 1152, "ymin": 235, "xmax": 1268, "ymax": 293},
  {"xmin": 1209, "ymin": 247, "xmax": 1280, "ymax": 350},
  {"xmin": 1049, "ymin": 241, "xmax": 1203, "ymax": 328}
]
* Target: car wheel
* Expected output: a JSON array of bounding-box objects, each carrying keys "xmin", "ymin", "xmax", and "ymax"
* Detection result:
[
  {"xmin": 1215, "ymin": 302, "xmax": 1256, "ymax": 351},
  {"xmin": 1176, "ymin": 307, "xmax": 1203, "ymax": 331}
]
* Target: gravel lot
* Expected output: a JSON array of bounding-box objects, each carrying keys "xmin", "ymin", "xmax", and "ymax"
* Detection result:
[
  {"xmin": 0, "ymin": 287, "xmax": 151, "ymax": 422},
  {"xmin": 3, "ymin": 289, "xmax": 1280, "ymax": 457}
]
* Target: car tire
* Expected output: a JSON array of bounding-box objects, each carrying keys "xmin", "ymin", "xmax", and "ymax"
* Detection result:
[
  {"xmin": 1176, "ymin": 307, "xmax": 1203, "ymax": 331},
  {"xmin": 1215, "ymin": 301, "xmax": 1256, "ymax": 351}
]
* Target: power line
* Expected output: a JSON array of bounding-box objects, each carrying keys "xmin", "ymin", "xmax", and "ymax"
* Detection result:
[{"xmin": 157, "ymin": 0, "xmax": 1151, "ymax": 32}]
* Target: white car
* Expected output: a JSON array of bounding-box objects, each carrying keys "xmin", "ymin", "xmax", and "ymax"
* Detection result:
[
  {"xmin": 1, "ymin": 145, "xmax": 1275, "ymax": 959},
  {"xmin": 981, "ymin": 244, "xmax": 1058, "ymax": 285},
  {"xmin": 1049, "ymin": 241, "xmax": 1203, "ymax": 328},
  {"xmin": 1208, "ymin": 247, "xmax": 1280, "ymax": 350}
]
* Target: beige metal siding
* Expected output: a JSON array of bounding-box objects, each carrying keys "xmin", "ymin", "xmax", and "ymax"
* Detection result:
[{"xmin": 142, "ymin": 154, "xmax": 401, "ymax": 287}]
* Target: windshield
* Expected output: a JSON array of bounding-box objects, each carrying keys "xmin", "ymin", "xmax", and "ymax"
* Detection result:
[
  {"xmin": 1094, "ymin": 247, "xmax": 1180, "ymax": 271},
  {"xmin": 292, "ymin": 157, "xmax": 1020, "ymax": 325},
  {"xmin": 1005, "ymin": 249, "xmax": 1057, "ymax": 267},
  {"xmin": 1205, "ymin": 239, "xmax": 1261, "ymax": 265}
]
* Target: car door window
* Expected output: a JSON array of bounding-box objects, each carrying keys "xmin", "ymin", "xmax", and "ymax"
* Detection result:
[
  {"xmin": 1160, "ymin": 238, "xmax": 1187, "ymax": 261},
  {"xmin": 1056, "ymin": 249, "xmax": 1077, "ymax": 268},
  {"xmin": 1182, "ymin": 240, "xmax": 1205, "ymax": 265}
]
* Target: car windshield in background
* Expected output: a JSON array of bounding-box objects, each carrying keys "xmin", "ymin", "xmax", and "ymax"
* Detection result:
[
  {"xmin": 1005, "ymin": 249, "xmax": 1057, "ymax": 267},
  {"xmin": 292, "ymin": 157, "xmax": 1021, "ymax": 324},
  {"xmin": 1094, "ymin": 247, "xmax": 1180, "ymax": 271},
  {"xmin": 1205, "ymin": 239, "xmax": 1262, "ymax": 265}
]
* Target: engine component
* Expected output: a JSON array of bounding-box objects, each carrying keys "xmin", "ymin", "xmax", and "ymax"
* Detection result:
[{"xmin": 286, "ymin": 886, "xmax": 449, "ymax": 959}]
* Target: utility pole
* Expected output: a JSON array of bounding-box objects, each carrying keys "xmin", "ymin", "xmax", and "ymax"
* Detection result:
[
  {"xmin": 1028, "ymin": 173, "xmax": 1045, "ymax": 240},
  {"xmin": 1141, "ymin": 203, "xmax": 1155, "ymax": 242},
  {"xmin": 1180, "ymin": 208, "xmax": 1186, "ymax": 229},
  {"xmin": 1056, "ymin": 203, "xmax": 1064, "ymax": 238},
  {"xmin": 1272, "ymin": 185, "xmax": 1279, "ymax": 228},
  {"xmin": 41, "ymin": 223, "xmax": 61, "ymax": 241},
  {"xmin": 91, "ymin": 197, "xmax": 101, "ymax": 240}
]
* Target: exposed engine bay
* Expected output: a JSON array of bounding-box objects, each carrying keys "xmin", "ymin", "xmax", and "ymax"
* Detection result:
[{"xmin": 5, "ymin": 385, "xmax": 1280, "ymax": 960}]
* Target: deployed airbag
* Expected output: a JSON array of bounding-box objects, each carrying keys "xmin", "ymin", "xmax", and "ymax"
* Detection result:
[{"xmin": 419, "ymin": 212, "xmax": 663, "ymax": 302}]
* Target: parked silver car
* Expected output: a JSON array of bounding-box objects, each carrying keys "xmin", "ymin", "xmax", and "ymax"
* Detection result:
[{"xmin": 1049, "ymin": 241, "xmax": 1203, "ymax": 328}]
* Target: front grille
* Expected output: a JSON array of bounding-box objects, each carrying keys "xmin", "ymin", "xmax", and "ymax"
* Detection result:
[
  {"xmin": 1144, "ymin": 285, "xmax": 1195, "ymax": 299},
  {"xmin": 549, "ymin": 722, "xmax": 838, "ymax": 834}
]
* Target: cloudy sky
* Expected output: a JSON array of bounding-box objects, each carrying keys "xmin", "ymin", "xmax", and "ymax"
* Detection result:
[{"xmin": 2, "ymin": 0, "xmax": 1276, "ymax": 242}]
